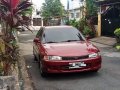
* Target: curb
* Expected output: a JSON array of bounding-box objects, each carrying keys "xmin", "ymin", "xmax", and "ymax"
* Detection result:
[
  {"xmin": 90, "ymin": 36, "xmax": 116, "ymax": 46},
  {"xmin": 90, "ymin": 40, "xmax": 115, "ymax": 46},
  {"xmin": 18, "ymin": 54, "xmax": 34, "ymax": 90}
]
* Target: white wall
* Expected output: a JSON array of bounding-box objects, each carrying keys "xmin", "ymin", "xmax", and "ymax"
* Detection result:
[
  {"xmin": 69, "ymin": 0, "xmax": 80, "ymax": 10},
  {"xmin": 69, "ymin": 8, "xmax": 82, "ymax": 21},
  {"xmin": 31, "ymin": 3, "xmax": 41, "ymax": 26}
]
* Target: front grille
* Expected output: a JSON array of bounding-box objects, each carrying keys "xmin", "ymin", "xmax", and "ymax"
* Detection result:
[
  {"xmin": 62, "ymin": 55, "xmax": 89, "ymax": 60},
  {"xmin": 61, "ymin": 63, "xmax": 91, "ymax": 70},
  {"xmin": 49, "ymin": 63, "xmax": 92, "ymax": 70}
]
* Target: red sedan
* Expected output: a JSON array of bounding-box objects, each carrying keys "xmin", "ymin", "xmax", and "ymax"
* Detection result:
[{"xmin": 33, "ymin": 26, "xmax": 102, "ymax": 77}]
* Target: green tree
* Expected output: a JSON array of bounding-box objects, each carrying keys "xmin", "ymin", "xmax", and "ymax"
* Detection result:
[
  {"xmin": 86, "ymin": 0, "xmax": 98, "ymax": 18},
  {"xmin": 41, "ymin": 0, "xmax": 64, "ymax": 19},
  {"xmin": 78, "ymin": 0, "xmax": 98, "ymax": 37}
]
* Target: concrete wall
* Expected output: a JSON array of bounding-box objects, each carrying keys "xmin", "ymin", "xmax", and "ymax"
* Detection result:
[{"xmin": 0, "ymin": 76, "xmax": 15, "ymax": 90}]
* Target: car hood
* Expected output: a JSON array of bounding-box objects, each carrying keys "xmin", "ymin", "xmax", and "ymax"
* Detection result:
[{"xmin": 43, "ymin": 41, "xmax": 99, "ymax": 56}]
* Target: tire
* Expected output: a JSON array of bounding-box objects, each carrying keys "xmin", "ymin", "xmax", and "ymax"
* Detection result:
[
  {"xmin": 34, "ymin": 55, "xmax": 38, "ymax": 61},
  {"xmin": 92, "ymin": 69, "xmax": 99, "ymax": 73},
  {"xmin": 39, "ymin": 58, "xmax": 47, "ymax": 77},
  {"xmin": 33, "ymin": 49, "xmax": 38, "ymax": 61}
]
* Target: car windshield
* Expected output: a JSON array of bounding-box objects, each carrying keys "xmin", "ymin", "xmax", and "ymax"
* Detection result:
[{"xmin": 43, "ymin": 27, "xmax": 85, "ymax": 43}]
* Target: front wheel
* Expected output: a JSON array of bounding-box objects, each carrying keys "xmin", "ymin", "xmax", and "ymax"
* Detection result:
[
  {"xmin": 39, "ymin": 59, "xmax": 47, "ymax": 77},
  {"xmin": 92, "ymin": 69, "xmax": 99, "ymax": 73},
  {"xmin": 34, "ymin": 55, "xmax": 38, "ymax": 61},
  {"xmin": 33, "ymin": 49, "xmax": 38, "ymax": 61}
]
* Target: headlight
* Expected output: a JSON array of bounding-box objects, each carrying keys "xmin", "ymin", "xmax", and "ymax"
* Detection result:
[
  {"xmin": 49, "ymin": 56, "xmax": 62, "ymax": 60},
  {"xmin": 44, "ymin": 56, "xmax": 62, "ymax": 60},
  {"xmin": 89, "ymin": 52, "xmax": 100, "ymax": 58}
]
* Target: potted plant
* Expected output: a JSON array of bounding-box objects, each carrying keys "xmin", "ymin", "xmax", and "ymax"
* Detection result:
[{"xmin": 114, "ymin": 28, "xmax": 120, "ymax": 43}]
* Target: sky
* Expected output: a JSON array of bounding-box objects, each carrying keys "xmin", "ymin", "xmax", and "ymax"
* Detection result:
[{"xmin": 32, "ymin": 0, "xmax": 80, "ymax": 10}]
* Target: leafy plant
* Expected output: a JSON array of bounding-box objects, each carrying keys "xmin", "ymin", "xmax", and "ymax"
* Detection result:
[
  {"xmin": 82, "ymin": 26, "xmax": 94, "ymax": 38},
  {"xmin": 79, "ymin": 18, "xmax": 87, "ymax": 31},
  {"xmin": 66, "ymin": 19, "xmax": 80, "ymax": 29},
  {"xmin": 86, "ymin": 0, "xmax": 98, "ymax": 18},
  {"xmin": 0, "ymin": 0, "xmax": 32, "ymax": 75},
  {"xmin": 80, "ymin": 0, "xmax": 98, "ymax": 35},
  {"xmin": 69, "ymin": 19, "xmax": 80, "ymax": 29},
  {"xmin": 114, "ymin": 28, "xmax": 120, "ymax": 43},
  {"xmin": 114, "ymin": 28, "xmax": 120, "ymax": 36},
  {"xmin": 116, "ymin": 44, "xmax": 120, "ymax": 50}
]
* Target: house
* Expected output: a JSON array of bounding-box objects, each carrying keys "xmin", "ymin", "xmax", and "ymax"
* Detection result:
[
  {"xmin": 95, "ymin": 0, "xmax": 120, "ymax": 36},
  {"xmin": 67, "ymin": 0, "xmax": 86, "ymax": 21},
  {"xmin": 68, "ymin": 7, "xmax": 83, "ymax": 21},
  {"xmin": 31, "ymin": 0, "xmax": 43, "ymax": 26},
  {"xmin": 31, "ymin": 6, "xmax": 43, "ymax": 26}
]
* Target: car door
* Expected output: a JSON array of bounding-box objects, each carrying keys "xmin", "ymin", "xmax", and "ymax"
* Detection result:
[{"xmin": 33, "ymin": 28, "xmax": 44, "ymax": 60}]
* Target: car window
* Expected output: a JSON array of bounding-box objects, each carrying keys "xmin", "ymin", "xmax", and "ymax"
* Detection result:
[
  {"xmin": 41, "ymin": 33, "xmax": 46, "ymax": 43},
  {"xmin": 44, "ymin": 27, "xmax": 85, "ymax": 43},
  {"xmin": 36, "ymin": 30, "xmax": 41, "ymax": 38},
  {"xmin": 36, "ymin": 28, "xmax": 44, "ymax": 40}
]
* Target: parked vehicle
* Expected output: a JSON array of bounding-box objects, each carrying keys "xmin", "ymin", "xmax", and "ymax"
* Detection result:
[
  {"xmin": 16, "ymin": 26, "xmax": 26, "ymax": 32},
  {"xmin": 33, "ymin": 26, "xmax": 102, "ymax": 77}
]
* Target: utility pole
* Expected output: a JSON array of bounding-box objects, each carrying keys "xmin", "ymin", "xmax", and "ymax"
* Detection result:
[
  {"xmin": 79, "ymin": 0, "xmax": 83, "ymax": 19},
  {"xmin": 67, "ymin": 0, "xmax": 69, "ymax": 21},
  {"xmin": 83, "ymin": 0, "xmax": 86, "ymax": 18},
  {"xmin": 97, "ymin": 6, "xmax": 102, "ymax": 36},
  {"xmin": 79, "ymin": 0, "xmax": 86, "ymax": 18}
]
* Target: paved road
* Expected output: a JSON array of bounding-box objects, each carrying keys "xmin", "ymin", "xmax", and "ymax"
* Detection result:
[{"xmin": 19, "ymin": 30, "xmax": 120, "ymax": 90}]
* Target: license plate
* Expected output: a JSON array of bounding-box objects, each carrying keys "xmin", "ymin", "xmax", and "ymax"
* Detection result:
[{"xmin": 69, "ymin": 62, "xmax": 86, "ymax": 69}]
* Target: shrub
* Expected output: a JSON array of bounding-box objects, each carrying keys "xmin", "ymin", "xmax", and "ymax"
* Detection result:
[
  {"xmin": 79, "ymin": 18, "xmax": 87, "ymax": 31},
  {"xmin": 116, "ymin": 45, "xmax": 120, "ymax": 50},
  {"xmin": 82, "ymin": 26, "xmax": 94, "ymax": 38},
  {"xmin": 66, "ymin": 19, "xmax": 80, "ymax": 29},
  {"xmin": 114, "ymin": 28, "xmax": 120, "ymax": 36},
  {"xmin": 0, "ymin": 0, "xmax": 32, "ymax": 75},
  {"xmin": 114, "ymin": 28, "xmax": 120, "ymax": 43}
]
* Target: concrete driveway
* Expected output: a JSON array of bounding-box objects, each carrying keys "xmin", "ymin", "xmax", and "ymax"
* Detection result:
[{"xmin": 90, "ymin": 36, "xmax": 116, "ymax": 46}]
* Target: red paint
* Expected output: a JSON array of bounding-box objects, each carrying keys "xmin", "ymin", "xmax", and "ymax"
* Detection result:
[
  {"xmin": 33, "ymin": 26, "xmax": 102, "ymax": 74},
  {"xmin": 10, "ymin": 0, "xmax": 19, "ymax": 9},
  {"xmin": 43, "ymin": 42, "xmax": 98, "ymax": 56},
  {"xmin": 37, "ymin": 42, "xmax": 101, "ymax": 73}
]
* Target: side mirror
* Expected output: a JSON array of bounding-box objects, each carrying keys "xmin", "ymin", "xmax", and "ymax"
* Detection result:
[
  {"xmin": 85, "ymin": 36, "xmax": 90, "ymax": 41},
  {"xmin": 34, "ymin": 38, "xmax": 40, "ymax": 43}
]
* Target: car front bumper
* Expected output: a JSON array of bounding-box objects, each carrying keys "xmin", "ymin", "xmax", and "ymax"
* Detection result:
[{"xmin": 42, "ymin": 57, "xmax": 102, "ymax": 73}]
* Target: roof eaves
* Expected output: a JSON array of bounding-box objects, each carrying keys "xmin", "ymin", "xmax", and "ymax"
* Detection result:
[{"xmin": 95, "ymin": 0, "xmax": 120, "ymax": 6}]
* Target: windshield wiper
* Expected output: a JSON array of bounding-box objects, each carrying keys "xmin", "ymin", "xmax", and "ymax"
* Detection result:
[
  {"xmin": 62, "ymin": 40, "xmax": 80, "ymax": 42},
  {"xmin": 45, "ymin": 41, "xmax": 58, "ymax": 43}
]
